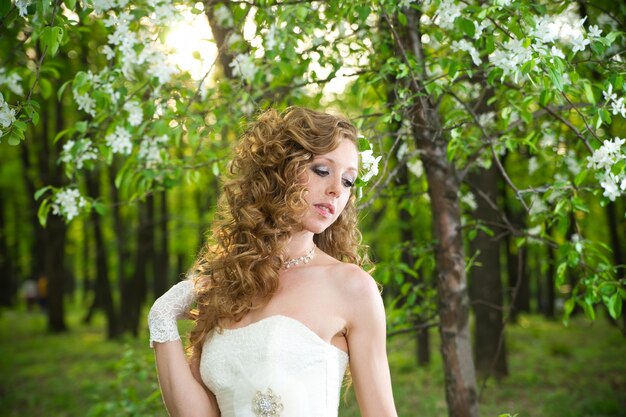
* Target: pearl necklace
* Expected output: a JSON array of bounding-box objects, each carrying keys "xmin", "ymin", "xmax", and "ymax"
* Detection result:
[{"xmin": 283, "ymin": 245, "xmax": 316, "ymax": 269}]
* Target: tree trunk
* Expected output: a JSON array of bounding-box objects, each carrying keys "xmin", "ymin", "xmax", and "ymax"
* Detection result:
[
  {"xmin": 41, "ymin": 89, "xmax": 68, "ymax": 332},
  {"xmin": 85, "ymin": 170, "xmax": 120, "ymax": 338},
  {"xmin": 467, "ymin": 165, "xmax": 508, "ymax": 378},
  {"xmin": 0, "ymin": 194, "xmax": 16, "ymax": 306},
  {"xmin": 123, "ymin": 196, "xmax": 155, "ymax": 336},
  {"xmin": 418, "ymin": 138, "xmax": 478, "ymax": 416},
  {"xmin": 503, "ymin": 191, "xmax": 530, "ymax": 319},
  {"xmin": 399, "ymin": 8, "xmax": 478, "ymax": 416},
  {"xmin": 153, "ymin": 190, "xmax": 169, "ymax": 298},
  {"xmin": 545, "ymin": 240, "xmax": 556, "ymax": 318}
]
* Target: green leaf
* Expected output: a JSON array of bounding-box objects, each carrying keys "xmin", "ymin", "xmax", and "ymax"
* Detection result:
[
  {"xmin": 582, "ymin": 299, "xmax": 596, "ymax": 321},
  {"xmin": 607, "ymin": 292, "xmax": 622, "ymax": 319},
  {"xmin": 7, "ymin": 133, "xmax": 21, "ymax": 146},
  {"xmin": 556, "ymin": 262, "xmax": 567, "ymax": 286},
  {"xmin": 574, "ymin": 170, "xmax": 587, "ymax": 187},
  {"xmin": 57, "ymin": 79, "xmax": 72, "ymax": 100},
  {"xmin": 571, "ymin": 196, "xmax": 588, "ymax": 213},
  {"xmin": 37, "ymin": 199, "xmax": 50, "ymax": 227},
  {"xmin": 94, "ymin": 202, "xmax": 107, "ymax": 215},
  {"xmin": 34, "ymin": 186, "xmax": 53, "ymax": 200},
  {"xmin": 39, "ymin": 78, "xmax": 53, "ymax": 99},
  {"xmin": 40, "ymin": 26, "xmax": 64, "ymax": 57},
  {"xmin": 64, "ymin": 0, "xmax": 76, "ymax": 9},
  {"xmin": 547, "ymin": 66, "xmax": 563, "ymax": 91},
  {"xmin": 583, "ymin": 82, "xmax": 595, "ymax": 104},
  {"xmin": 564, "ymin": 297, "xmax": 575, "ymax": 317},
  {"xmin": 357, "ymin": 6, "xmax": 370, "ymax": 22},
  {"xmin": 456, "ymin": 17, "xmax": 475, "ymax": 38},
  {"xmin": 539, "ymin": 89, "xmax": 553, "ymax": 106},
  {"xmin": 397, "ymin": 12, "xmax": 407, "ymax": 26}
]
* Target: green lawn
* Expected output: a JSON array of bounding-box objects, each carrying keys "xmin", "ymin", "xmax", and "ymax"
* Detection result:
[{"xmin": 1, "ymin": 306, "xmax": 624, "ymax": 417}]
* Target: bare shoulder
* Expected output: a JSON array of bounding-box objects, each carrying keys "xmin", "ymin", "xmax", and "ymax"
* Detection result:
[{"xmin": 320, "ymin": 261, "xmax": 383, "ymax": 327}]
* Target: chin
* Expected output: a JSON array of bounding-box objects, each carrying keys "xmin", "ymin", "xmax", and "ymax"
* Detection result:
[{"xmin": 302, "ymin": 219, "xmax": 334, "ymax": 235}]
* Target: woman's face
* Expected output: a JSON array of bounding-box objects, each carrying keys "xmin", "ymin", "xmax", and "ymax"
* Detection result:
[{"xmin": 301, "ymin": 139, "xmax": 359, "ymax": 234}]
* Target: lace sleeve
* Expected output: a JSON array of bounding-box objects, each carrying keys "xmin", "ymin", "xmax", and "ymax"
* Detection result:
[{"xmin": 148, "ymin": 279, "xmax": 196, "ymax": 348}]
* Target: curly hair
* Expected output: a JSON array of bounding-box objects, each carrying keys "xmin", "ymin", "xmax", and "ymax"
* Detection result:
[{"xmin": 188, "ymin": 106, "xmax": 365, "ymax": 365}]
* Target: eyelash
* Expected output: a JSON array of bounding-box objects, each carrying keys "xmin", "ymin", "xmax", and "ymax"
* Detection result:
[{"xmin": 312, "ymin": 167, "xmax": 354, "ymax": 188}]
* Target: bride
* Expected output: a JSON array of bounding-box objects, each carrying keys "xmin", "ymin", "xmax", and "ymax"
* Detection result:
[{"xmin": 148, "ymin": 106, "xmax": 398, "ymax": 417}]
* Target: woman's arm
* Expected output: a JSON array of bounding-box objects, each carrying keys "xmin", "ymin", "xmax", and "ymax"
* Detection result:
[
  {"xmin": 344, "ymin": 268, "xmax": 398, "ymax": 417},
  {"xmin": 153, "ymin": 340, "xmax": 220, "ymax": 417},
  {"xmin": 149, "ymin": 280, "xmax": 220, "ymax": 417}
]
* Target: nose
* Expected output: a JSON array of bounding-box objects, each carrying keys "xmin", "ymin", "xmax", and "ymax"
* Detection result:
[{"xmin": 326, "ymin": 174, "xmax": 342, "ymax": 197}]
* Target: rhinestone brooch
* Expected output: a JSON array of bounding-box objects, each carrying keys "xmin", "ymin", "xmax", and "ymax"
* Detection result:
[{"xmin": 252, "ymin": 388, "xmax": 284, "ymax": 417}]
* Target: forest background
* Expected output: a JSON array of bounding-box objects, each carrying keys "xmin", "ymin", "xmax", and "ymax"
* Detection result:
[{"xmin": 0, "ymin": 0, "xmax": 625, "ymax": 416}]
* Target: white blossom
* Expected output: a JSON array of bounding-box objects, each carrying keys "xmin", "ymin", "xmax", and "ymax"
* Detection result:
[
  {"xmin": 587, "ymin": 137, "xmax": 626, "ymax": 200},
  {"xmin": 0, "ymin": 69, "xmax": 24, "ymax": 96},
  {"xmin": 51, "ymin": 188, "xmax": 86, "ymax": 221},
  {"xmin": 398, "ymin": 0, "xmax": 418, "ymax": 8},
  {"xmin": 229, "ymin": 54, "xmax": 256, "ymax": 82},
  {"xmin": 528, "ymin": 156, "xmax": 539, "ymax": 174},
  {"xmin": 531, "ymin": 16, "xmax": 560, "ymax": 45},
  {"xmin": 226, "ymin": 33, "xmax": 243, "ymax": 49},
  {"xmin": 360, "ymin": 149, "xmax": 382, "ymax": 183},
  {"xmin": 264, "ymin": 24, "xmax": 283, "ymax": 51},
  {"xmin": 477, "ymin": 111, "xmax": 495, "ymax": 128},
  {"xmin": 72, "ymin": 90, "xmax": 96, "ymax": 117},
  {"xmin": 60, "ymin": 139, "xmax": 98, "ymax": 169},
  {"xmin": 610, "ymin": 97, "xmax": 626, "ymax": 118},
  {"xmin": 102, "ymin": 45, "xmax": 116, "ymax": 60},
  {"xmin": 587, "ymin": 25, "xmax": 602, "ymax": 39},
  {"xmin": 529, "ymin": 197, "xmax": 548, "ymax": 216},
  {"xmin": 493, "ymin": 0, "xmax": 513, "ymax": 8},
  {"xmin": 152, "ymin": 3, "xmax": 177, "ymax": 25},
  {"xmin": 603, "ymin": 84, "xmax": 617, "ymax": 102},
  {"xmin": 434, "ymin": 0, "xmax": 465, "ymax": 30},
  {"xmin": 15, "ymin": 0, "xmax": 31, "ymax": 17},
  {"xmin": 451, "ymin": 39, "xmax": 481, "ymax": 66},
  {"xmin": 148, "ymin": 60, "xmax": 178, "ymax": 84},
  {"xmin": 105, "ymin": 126, "xmax": 133, "ymax": 155},
  {"xmin": 139, "ymin": 135, "xmax": 168, "ymax": 168},
  {"xmin": 123, "ymin": 100, "xmax": 143, "ymax": 126},
  {"xmin": 0, "ymin": 93, "xmax": 16, "ymax": 128},
  {"xmin": 213, "ymin": 4, "xmax": 233, "ymax": 27},
  {"xmin": 473, "ymin": 20, "xmax": 489, "ymax": 40},
  {"xmin": 489, "ymin": 38, "xmax": 532, "ymax": 82},
  {"xmin": 564, "ymin": 151, "xmax": 581, "ymax": 176},
  {"xmin": 570, "ymin": 34, "xmax": 590, "ymax": 53},
  {"xmin": 599, "ymin": 173, "xmax": 623, "ymax": 201},
  {"xmin": 407, "ymin": 159, "xmax": 423, "ymax": 177},
  {"xmin": 461, "ymin": 192, "xmax": 477, "ymax": 211},
  {"xmin": 397, "ymin": 142, "xmax": 408, "ymax": 161},
  {"xmin": 91, "ymin": 0, "xmax": 115, "ymax": 14},
  {"xmin": 549, "ymin": 46, "xmax": 565, "ymax": 60}
]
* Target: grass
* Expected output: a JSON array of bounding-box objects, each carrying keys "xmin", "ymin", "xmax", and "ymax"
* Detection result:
[{"xmin": 0, "ymin": 305, "xmax": 625, "ymax": 417}]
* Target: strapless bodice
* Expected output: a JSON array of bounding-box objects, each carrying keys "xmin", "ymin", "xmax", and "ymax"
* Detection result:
[{"xmin": 200, "ymin": 315, "xmax": 349, "ymax": 417}]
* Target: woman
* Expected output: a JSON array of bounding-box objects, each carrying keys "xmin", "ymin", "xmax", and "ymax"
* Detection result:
[{"xmin": 148, "ymin": 107, "xmax": 398, "ymax": 417}]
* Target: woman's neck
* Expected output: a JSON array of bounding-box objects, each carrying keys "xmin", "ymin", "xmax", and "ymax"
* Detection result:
[{"xmin": 284, "ymin": 231, "xmax": 315, "ymax": 260}]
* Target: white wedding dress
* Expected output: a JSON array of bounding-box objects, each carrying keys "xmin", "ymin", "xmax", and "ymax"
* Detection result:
[{"xmin": 149, "ymin": 280, "xmax": 349, "ymax": 417}]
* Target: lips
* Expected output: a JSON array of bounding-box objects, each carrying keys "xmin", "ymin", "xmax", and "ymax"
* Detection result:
[{"xmin": 314, "ymin": 203, "xmax": 335, "ymax": 217}]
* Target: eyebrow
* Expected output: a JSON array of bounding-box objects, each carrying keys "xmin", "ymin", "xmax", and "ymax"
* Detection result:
[{"xmin": 313, "ymin": 157, "xmax": 358, "ymax": 173}]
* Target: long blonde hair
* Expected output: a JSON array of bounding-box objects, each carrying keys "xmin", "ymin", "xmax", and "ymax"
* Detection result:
[{"xmin": 188, "ymin": 106, "xmax": 364, "ymax": 364}]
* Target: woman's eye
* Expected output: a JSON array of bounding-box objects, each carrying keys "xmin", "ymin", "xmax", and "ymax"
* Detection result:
[
  {"xmin": 342, "ymin": 178, "xmax": 355, "ymax": 188},
  {"xmin": 312, "ymin": 167, "xmax": 329, "ymax": 177}
]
